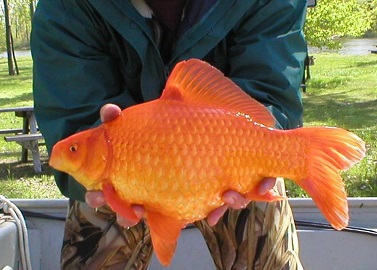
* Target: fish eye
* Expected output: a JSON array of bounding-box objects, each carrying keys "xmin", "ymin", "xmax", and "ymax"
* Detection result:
[{"xmin": 69, "ymin": 144, "xmax": 78, "ymax": 152}]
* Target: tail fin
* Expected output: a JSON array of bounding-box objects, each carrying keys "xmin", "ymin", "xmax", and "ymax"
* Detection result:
[{"xmin": 294, "ymin": 127, "xmax": 365, "ymax": 230}]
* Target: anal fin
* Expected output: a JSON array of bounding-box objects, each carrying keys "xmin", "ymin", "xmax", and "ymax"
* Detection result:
[{"xmin": 146, "ymin": 210, "xmax": 185, "ymax": 266}]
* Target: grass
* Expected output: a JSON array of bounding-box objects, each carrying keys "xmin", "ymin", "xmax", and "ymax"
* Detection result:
[
  {"xmin": 0, "ymin": 57, "xmax": 63, "ymax": 198},
  {"xmin": 286, "ymin": 53, "xmax": 377, "ymax": 197},
  {"xmin": 0, "ymin": 54, "xmax": 376, "ymax": 199}
]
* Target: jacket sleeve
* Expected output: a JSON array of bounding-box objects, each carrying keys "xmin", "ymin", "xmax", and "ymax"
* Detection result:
[
  {"xmin": 228, "ymin": 0, "xmax": 307, "ymax": 129},
  {"xmin": 31, "ymin": 0, "xmax": 137, "ymax": 200}
]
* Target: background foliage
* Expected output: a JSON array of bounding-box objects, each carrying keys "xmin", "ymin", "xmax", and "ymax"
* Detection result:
[
  {"xmin": 0, "ymin": 0, "xmax": 377, "ymax": 52},
  {"xmin": 305, "ymin": 0, "xmax": 375, "ymax": 48},
  {"xmin": 0, "ymin": 0, "xmax": 36, "ymax": 51}
]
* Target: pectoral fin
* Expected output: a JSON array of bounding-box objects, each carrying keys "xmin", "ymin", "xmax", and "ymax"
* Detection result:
[
  {"xmin": 102, "ymin": 182, "xmax": 139, "ymax": 224},
  {"xmin": 146, "ymin": 210, "xmax": 185, "ymax": 266}
]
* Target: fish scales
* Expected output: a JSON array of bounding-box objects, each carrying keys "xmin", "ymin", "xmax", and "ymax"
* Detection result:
[{"xmin": 103, "ymin": 100, "xmax": 299, "ymax": 220}]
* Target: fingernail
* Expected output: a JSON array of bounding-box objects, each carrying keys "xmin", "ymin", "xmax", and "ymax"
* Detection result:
[
  {"xmin": 227, "ymin": 196, "xmax": 235, "ymax": 205},
  {"xmin": 133, "ymin": 205, "xmax": 145, "ymax": 219},
  {"xmin": 117, "ymin": 216, "xmax": 136, "ymax": 228}
]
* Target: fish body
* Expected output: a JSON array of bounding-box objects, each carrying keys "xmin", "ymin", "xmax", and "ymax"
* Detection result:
[
  {"xmin": 93, "ymin": 100, "xmax": 297, "ymax": 220},
  {"xmin": 50, "ymin": 59, "xmax": 365, "ymax": 266}
]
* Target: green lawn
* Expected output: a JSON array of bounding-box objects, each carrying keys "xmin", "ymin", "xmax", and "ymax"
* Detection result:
[
  {"xmin": 0, "ymin": 57, "xmax": 62, "ymax": 198},
  {"xmin": 287, "ymin": 53, "xmax": 377, "ymax": 197},
  {"xmin": 0, "ymin": 54, "xmax": 376, "ymax": 199}
]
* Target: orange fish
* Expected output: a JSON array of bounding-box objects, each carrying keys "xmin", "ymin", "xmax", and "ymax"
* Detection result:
[{"xmin": 49, "ymin": 59, "xmax": 365, "ymax": 266}]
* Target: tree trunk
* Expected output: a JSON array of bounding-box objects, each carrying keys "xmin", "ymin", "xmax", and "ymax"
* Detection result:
[
  {"xmin": 3, "ymin": 0, "xmax": 16, "ymax": 75},
  {"xmin": 29, "ymin": 0, "xmax": 35, "ymax": 23},
  {"xmin": 10, "ymin": 31, "xmax": 19, "ymax": 75}
]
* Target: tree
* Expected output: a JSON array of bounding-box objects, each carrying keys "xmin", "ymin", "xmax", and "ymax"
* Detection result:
[
  {"xmin": 365, "ymin": 0, "xmax": 377, "ymax": 33},
  {"xmin": 305, "ymin": 0, "xmax": 373, "ymax": 48},
  {"xmin": 1, "ymin": 0, "xmax": 376, "ymax": 52},
  {"xmin": 1, "ymin": 0, "xmax": 36, "ymax": 75},
  {"xmin": 3, "ymin": 0, "xmax": 17, "ymax": 75},
  {"xmin": 1, "ymin": 0, "xmax": 36, "ymax": 47}
]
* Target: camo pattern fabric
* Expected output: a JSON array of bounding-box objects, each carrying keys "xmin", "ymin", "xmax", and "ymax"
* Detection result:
[
  {"xmin": 61, "ymin": 178, "xmax": 302, "ymax": 270},
  {"xmin": 61, "ymin": 201, "xmax": 153, "ymax": 270},
  {"xmin": 195, "ymin": 178, "xmax": 303, "ymax": 270}
]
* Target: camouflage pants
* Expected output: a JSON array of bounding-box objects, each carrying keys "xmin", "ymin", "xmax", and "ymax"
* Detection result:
[{"xmin": 61, "ymin": 179, "xmax": 303, "ymax": 270}]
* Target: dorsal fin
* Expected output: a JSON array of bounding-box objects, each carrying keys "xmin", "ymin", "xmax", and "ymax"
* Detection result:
[{"xmin": 161, "ymin": 59, "xmax": 275, "ymax": 127}]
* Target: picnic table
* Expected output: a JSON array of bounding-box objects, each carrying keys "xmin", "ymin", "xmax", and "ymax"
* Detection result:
[
  {"xmin": 371, "ymin": 45, "xmax": 377, "ymax": 54},
  {"xmin": 0, "ymin": 106, "xmax": 44, "ymax": 173}
]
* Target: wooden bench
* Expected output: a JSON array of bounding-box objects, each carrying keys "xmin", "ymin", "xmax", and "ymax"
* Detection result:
[
  {"xmin": 4, "ymin": 133, "xmax": 44, "ymax": 173},
  {"xmin": 0, "ymin": 128, "xmax": 24, "ymax": 135},
  {"xmin": 370, "ymin": 45, "xmax": 377, "ymax": 54},
  {"xmin": 4, "ymin": 133, "xmax": 44, "ymax": 142},
  {"xmin": 0, "ymin": 106, "xmax": 43, "ymax": 173}
]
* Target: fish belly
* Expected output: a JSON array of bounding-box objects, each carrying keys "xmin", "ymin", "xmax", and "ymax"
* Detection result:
[{"xmin": 107, "ymin": 101, "xmax": 304, "ymax": 222}]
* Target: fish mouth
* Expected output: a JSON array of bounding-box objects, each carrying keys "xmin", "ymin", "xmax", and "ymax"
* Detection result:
[
  {"xmin": 49, "ymin": 144, "xmax": 72, "ymax": 174},
  {"xmin": 49, "ymin": 150, "xmax": 66, "ymax": 173}
]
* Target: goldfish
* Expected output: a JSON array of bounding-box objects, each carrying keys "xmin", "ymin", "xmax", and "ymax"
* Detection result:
[{"xmin": 49, "ymin": 59, "xmax": 366, "ymax": 266}]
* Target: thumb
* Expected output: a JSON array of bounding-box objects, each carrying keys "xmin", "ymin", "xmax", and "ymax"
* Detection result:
[{"xmin": 100, "ymin": 104, "xmax": 121, "ymax": 122}]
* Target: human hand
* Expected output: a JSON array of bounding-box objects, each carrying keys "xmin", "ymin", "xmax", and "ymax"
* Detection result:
[
  {"xmin": 206, "ymin": 177, "xmax": 276, "ymax": 226},
  {"xmin": 86, "ymin": 104, "xmax": 276, "ymax": 227},
  {"xmin": 85, "ymin": 190, "xmax": 145, "ymax": 227}
]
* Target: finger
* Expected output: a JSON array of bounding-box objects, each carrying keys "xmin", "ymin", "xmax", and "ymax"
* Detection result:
[
  {"xmin": 132, "ymin": 205, "xmax": 145, "ymax": 219},
  {"xmin": 116, "ymin": 205, "xmax": 145, "ymax": 228},
  {"xmin": 85, "ymin": 191, "xmax": 107, "ymax": 208},
  {"xmin": 257, "ymin": 177, "xmax": 276, "ymax": 195},
  {"xmin": 207, "ymin": 204, "xmax": 228, "ymax": 226},
  {"xmin": 222, "ymin": 190, "xmax": 249, "ymax": 209},
  {"xmin": 100, "ymin": 104, "xmax": 121, "ymax": 122},
  {"xmin": 117, "ymin": 215, "xmax": 139, "ymax": 228}
]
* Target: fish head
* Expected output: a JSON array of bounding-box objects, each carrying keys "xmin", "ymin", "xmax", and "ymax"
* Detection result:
[{"xmin": 49, "ymin": 127, "xmax": 110, "ymax": 190}]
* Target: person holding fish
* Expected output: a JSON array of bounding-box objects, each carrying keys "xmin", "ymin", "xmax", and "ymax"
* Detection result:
[{"xmin": 30, "ymin": 0, "xmax": 357, "ymax": 269}]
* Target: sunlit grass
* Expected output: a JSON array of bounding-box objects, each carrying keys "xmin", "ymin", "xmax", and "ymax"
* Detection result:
[
  {"xmin": 0, "ymin": 56, "xmax": 63, "ymax": 199},
  {"xmin": 286, "ymin": 53, "xmax": 377, "ymax": 197}
]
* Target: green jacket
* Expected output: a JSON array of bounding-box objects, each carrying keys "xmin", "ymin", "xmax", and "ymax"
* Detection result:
[{"xmin": 31, "ymin": 0, "xmax": 307, "ymax": 201}]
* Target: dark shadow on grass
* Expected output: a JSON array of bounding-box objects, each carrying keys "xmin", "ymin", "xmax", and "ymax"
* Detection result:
[
  {"xmin": 0, "ymin": 92, "xmax": 33, "ymax": 107},
  {"xmin": 0, "ymin": 68, "xmax": 33, "ymax": 83},
  {"xmin": 303, "ymin": 92, "xmax": 377, "ymax": 129},
  {"xmin": 308, "ymin": 77, "xmax": 350, "ymax": 90},
  {"xmin": 354, "ymin": 60, "xmax": 377, "ymax": 67},
  {"xmin": 0, "ymin": 158, "xmax": 53, "ymax": 180}
]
